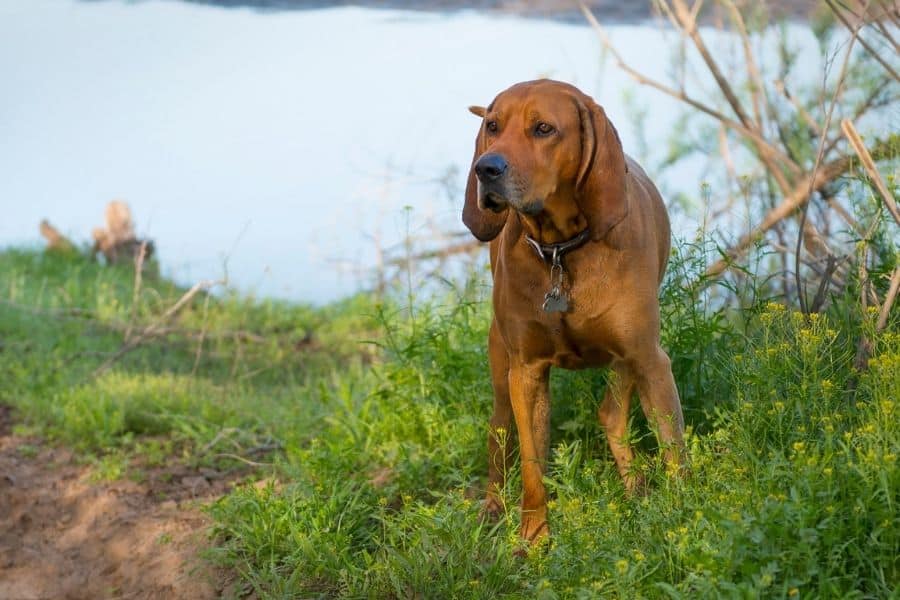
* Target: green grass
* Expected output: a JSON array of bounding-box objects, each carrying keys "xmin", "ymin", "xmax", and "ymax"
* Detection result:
[{"xmin": 0, "ymin": 245, "xmax": 897, "ymax": 598}]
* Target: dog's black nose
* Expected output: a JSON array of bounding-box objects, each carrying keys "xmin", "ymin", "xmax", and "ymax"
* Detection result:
[{"xmin": 474, "ymin": 153, "xmax": 508, "ymax": 181}]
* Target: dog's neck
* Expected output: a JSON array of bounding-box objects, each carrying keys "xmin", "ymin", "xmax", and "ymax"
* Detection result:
[{"xmin": 516, "ymin": 205, "xmax": 588, "ymax": 246}]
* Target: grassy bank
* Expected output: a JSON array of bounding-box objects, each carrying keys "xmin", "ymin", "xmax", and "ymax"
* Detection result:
[{"xmin": 0, "ymin": 246, "xmax": 897, "ymax": 598}]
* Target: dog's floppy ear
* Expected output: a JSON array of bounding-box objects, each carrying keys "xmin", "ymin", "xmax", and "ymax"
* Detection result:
[
  {"xmin": 462, "ymin": 112, "xmax": 508, "ymax": 242},
  {"xmin": 573, "ymin": 93, "xmax": 628, "ymax": 241}
]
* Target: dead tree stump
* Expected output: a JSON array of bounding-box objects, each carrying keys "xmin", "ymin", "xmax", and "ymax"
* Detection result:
[
  {"xmin": 40, "ymin": 200, "xmax": 154, "ymax": 266},
  {"xmin": 90, "ymin": 201, "xmax": 154, "ymax": 265},
  {"xmin": 39, "ymin": 219, "xmax": 77, "ymax": 254}
]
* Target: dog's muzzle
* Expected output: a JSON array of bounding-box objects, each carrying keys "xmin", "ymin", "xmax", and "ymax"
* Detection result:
[
  {"xmin": 475, "ymin": 153, "xmax": 510, "ymax": 212},
  {"xmin": 474, "ymin": 152, "xmax": 543, "ymax": 215}
]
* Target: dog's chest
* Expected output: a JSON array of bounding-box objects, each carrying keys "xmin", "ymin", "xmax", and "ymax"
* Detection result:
[{"xmin": 494, "ymin": 269, "xmax": 621, "ymax": 368}]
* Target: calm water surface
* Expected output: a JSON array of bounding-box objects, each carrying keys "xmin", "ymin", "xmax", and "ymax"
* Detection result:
[{"xmin": 0, "ymin": 1, "xmax": 821, "ymax": 301}]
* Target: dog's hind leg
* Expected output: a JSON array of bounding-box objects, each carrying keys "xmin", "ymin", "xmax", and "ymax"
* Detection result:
[
  {"xmin": 633, "ymin": 345, "xmax": 685, "ymax": 472},
  {"xmin": 598, "ymin": 362, "xmax": 643, "ymax": 494}
]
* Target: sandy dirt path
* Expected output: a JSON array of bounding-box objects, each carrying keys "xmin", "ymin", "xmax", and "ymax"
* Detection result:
[{"xmin": 0, "ymin": 406, "xmax": 237, "ymax": 600}]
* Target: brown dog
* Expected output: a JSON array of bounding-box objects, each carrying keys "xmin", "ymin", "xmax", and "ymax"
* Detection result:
[{"xmin": 462, "ymin": 80, "xmax": 685, "ymax": 546}]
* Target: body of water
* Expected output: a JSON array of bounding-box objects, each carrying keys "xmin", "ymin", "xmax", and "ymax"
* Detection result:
[{"xmin": 0, "ymin": 1, "xmax": 823, "ymax": 301}]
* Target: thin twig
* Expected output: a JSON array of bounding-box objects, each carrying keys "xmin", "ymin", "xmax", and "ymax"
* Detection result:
[
  {"xmin": 212, "ymin": 453, "xmax": 272, "ymax": 468},
  {"xmin": 826, "ymin": 0, "xmax": 900, "ymax": 82},
  {"xmin": 795, "ymin": 7, "xmax": 864, "ymax": 314},
  {"xmin": 822, "ymin": 78, "xmax": 895, "ymax": 158},
  {"xmin": 579, "ymin": 1, "xmax": 802, "ymax": 180},
  {"xmin": 664, "ymin": 0, "xmax": 801, "ymax": 196},
  {"xmin": 705, "ymin": 155, "xmax": 856, "ymax": 277},
  {"xmin": 824, "ymin": 196, "xmax": 864, "ymax": 236},
  {"xmin": 842, "ymin": 118, "xmax": 900, "ymax": 227},
  {"xmin": 124, "ymin": 241, "xmax": 148, "ymax": 343},
  {"xmin": 853, "ymin": 246, "xmax": 873, "ymax": 370},
  {"xmin": 664, "ymin": 0, "xmax": 753, "ymax": 127},
  {"xmin": 386, "ymin": 238, "xmax": 482, "ymax": 266},
  {"xmin": 875, "ymin": 266, "xmax": 900, "ymax": 332},
  {"xmin": 722, "ymin": 0, "xmax": 765, "ymax": 128},
  {"xmin": 851, "ymin": 174, "xmax": 892, "ymax": 369},
  {"xmin": 810, "ymin": 255, "xmax": 839, "ymax": 312},
  {"xmin": 192, "ymin": 290, "xmax": 213, "ymax": 376},
  {"xmin": 200, "ymin": 428, "xmax": 242, "ymax": 454},
  {"xmin": 92, "ymin": 278, "xmax": 223, "ymax": 378},
  {"xmin": 774, "ymin": 80, "xmax": 822, "ymax": 137},
  {"xmin": 871, "ymin": 16, "xmax": 900, "ymax": 55}
]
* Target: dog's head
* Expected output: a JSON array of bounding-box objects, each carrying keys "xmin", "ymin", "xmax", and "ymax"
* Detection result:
[{"xmin": 462, "ymin": 79, "xmax": 628, "ymax": 242}]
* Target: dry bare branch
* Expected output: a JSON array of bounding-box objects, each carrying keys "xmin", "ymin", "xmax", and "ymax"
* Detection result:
[
  {"xmin": 124, "ymin": 241, "xmax": 148, "ymax": 343},
  {"xmin": 824, "ymin": 194, "xmax": 865, "ymax": 236},
  {"xmin": 706, "ymin": 155, "xmax": 857, "ymax": 277},
  {"xmin": 822, "ymin": 77, "xmax": 895, "ymax": 158},
  {"xmin": 666, "ymin": 0, "xmax": 754, "ymax": 128},
  {"xmin": 826, "ymin": 0, "xmax": 900, "ymax": 82},
  {"xmin": 795, "ymin": 6, "xmax": 864, "ymax": 313},
  {"xmin": 854, "ymin": 264, "xmax": 899, "ymax": 370},
  {"xmin": 872, "ymin": 17, "xmax": 900, "ymax": 54},
  {"xmin": 722, "ymin": 0, "xmax": 765, "ymax": 127},
  {"xmin": 774, "ymin": 80, "xmax": 822, "ymax": 137},
  {"xmin": 386, "ymin": 238, "xmax": 482, "ymax": 267},
  {"xmin": 842, "ymin": 118, "xmax": 900, "ymax": 226},
  {"xmin": 576, "ymin": 0, "xmax": 895, "ymax": 295},
  {"xmin": 876, "ymin": 265, "xmax": 900, "ymax": 331},
  {"xmin": 579, "ymin": 0, "xmax": 802, "ymax": 183},
  {"xmin": 92, "ymin": 278, "xmax": 224, "ymax": 378},
  {"xmin": 39, "ymin": 219, "xmax": 77, "ymax": 253}
]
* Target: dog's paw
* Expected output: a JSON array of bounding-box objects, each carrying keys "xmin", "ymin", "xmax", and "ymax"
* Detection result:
[
  {"xmin": 519, "ymin": 512, "xmax": 550, "ymax": 545},
  {"xmin": 479, "ymin": 495, "xmax": 505, "ymax": 523},
  {"xmin": 514, "ymin": 516, "xmax": 551, "ymax": 558},
  {"xmin": 624, "ymin": 473, "xmax": 648, "ymax": 497}
]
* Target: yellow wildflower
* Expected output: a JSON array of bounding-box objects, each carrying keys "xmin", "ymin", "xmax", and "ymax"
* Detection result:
[{"xmin": 765, "ymin": 301, "xmax": 785, "ymax": 313}]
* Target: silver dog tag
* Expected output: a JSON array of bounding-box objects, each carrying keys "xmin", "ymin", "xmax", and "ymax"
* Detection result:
[{"xmin": 542, "ymin": 288, "xmax": 569, "ymax": 313}]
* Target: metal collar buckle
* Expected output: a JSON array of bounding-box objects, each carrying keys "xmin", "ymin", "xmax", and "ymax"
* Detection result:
[{"xmin": 523, "ymin": 229, "xmax": 591, "ymax": 313}]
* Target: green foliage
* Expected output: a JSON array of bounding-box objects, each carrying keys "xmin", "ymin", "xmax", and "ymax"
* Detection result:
[
  {"xmin": 209, "ymin": 267, "xmax": 897, "ymax": 598},
  {"xmin": 1, "ymin": 246, "xmax": 898, "ymax": 598},
  {"xmin": 0, "ymin": 248, "xmax": 375, "ymax": 468}
]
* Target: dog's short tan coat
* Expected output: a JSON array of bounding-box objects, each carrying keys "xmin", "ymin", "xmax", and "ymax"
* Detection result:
[{"xmin": 463, "ymin": 80, "xmax": 685, "ymax": 545}]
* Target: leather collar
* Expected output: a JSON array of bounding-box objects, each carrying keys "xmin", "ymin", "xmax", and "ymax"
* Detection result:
[{"xmin": 523, "ymin": 228, "xmax": 591, "ymax": 265}]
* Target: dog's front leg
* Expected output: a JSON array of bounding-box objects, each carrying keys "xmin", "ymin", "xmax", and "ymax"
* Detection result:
[
  {"xmin": 484, "ymin": 321, "xmax": 513, "ymax": 520},
  {"xmin": 508, "ymin": 360, "xmax": 551, "ymax": 545}
]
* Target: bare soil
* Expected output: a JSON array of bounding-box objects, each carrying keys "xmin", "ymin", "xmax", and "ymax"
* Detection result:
[{"xmin": 0, "ymin": 406, "xmax": 236, "ymax": 600}]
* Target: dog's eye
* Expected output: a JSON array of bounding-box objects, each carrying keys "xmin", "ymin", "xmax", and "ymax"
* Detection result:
[
  {"xmin": 486, "ymin": 120, "xmax": 499, "ymax": 134},
  {"xmin": 534, "ymin": 122, "xmax": 555, "ymax": 136}
]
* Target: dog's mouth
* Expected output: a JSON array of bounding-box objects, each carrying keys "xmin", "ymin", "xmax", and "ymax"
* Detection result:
[
  {"xmin": 480, "ymin": 190, "xmax": 507, "ymax": 213},
  {"xmin": 518, "ymin": 198, "xmax": 544, "ymax": 216},
  {"xmin": 479, "ymin": 187, "xmax": 543, "ymax": 216}
]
